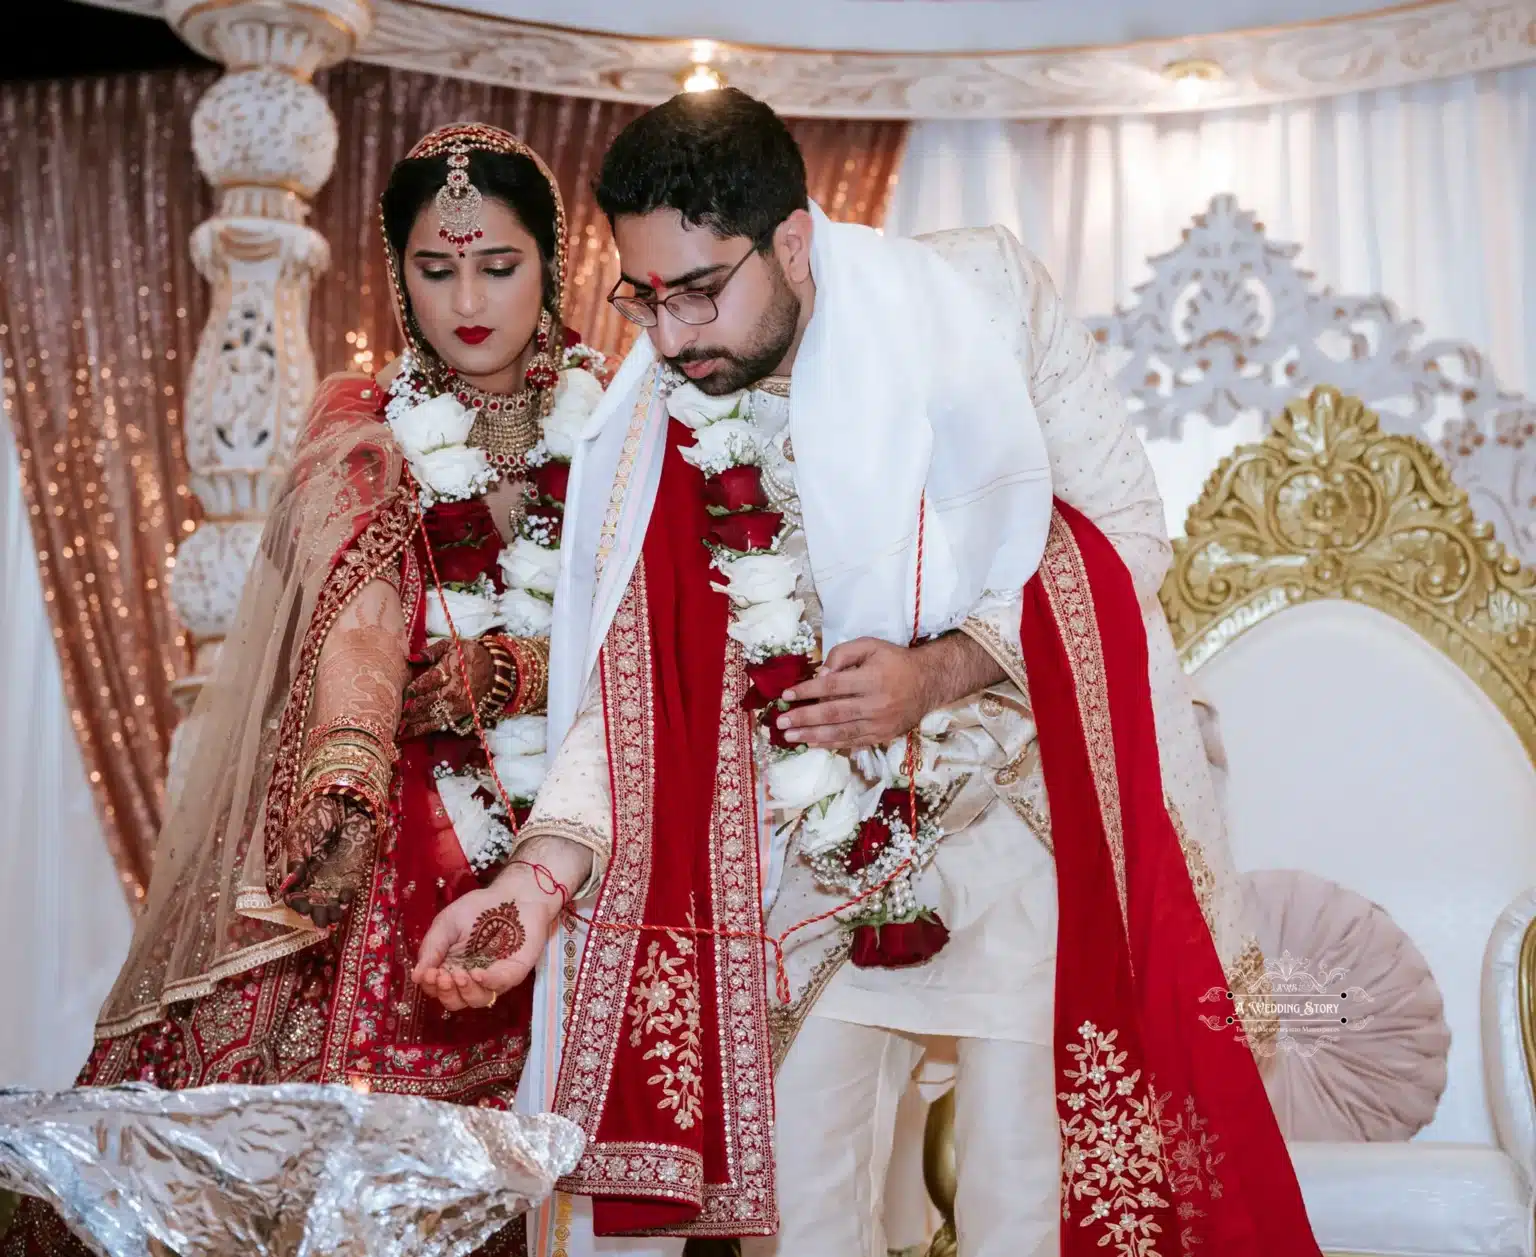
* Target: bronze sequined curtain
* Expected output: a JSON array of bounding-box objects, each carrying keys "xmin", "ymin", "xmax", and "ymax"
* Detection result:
[
  {"xmin": 309, "ymin": 62, "xmax": 910, "ymax": 370},
  {"xmin": 1, "ymin": 59, "xmax": 907, "ymax": 903},
  {"xmin": 0, "ymin": 72, "xmax": 215, "ymax": 903}
]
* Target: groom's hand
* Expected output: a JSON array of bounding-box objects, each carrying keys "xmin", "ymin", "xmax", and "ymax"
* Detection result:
[
  {"xmin": 776, "ymin": 633, "xmax": 1006, "ymax": 751},
  {"xmin": 776, "ymin": 638, "xmax": 930, "ymax": 749}
]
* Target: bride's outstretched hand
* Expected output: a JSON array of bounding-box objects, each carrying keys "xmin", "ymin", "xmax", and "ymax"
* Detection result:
[{"xmin": 412, "ymin": 866, "xmax": 562, "ymax": 1011}]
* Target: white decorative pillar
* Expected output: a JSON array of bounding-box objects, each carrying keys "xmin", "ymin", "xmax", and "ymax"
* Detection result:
[{"xmin": 163, "ymin": 0, "xmax": 373, "ymax": 789}]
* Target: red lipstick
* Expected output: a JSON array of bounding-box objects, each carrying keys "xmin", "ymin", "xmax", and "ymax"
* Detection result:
[{"xmin": 455, "ymin": 326, "xmax": 493, "ymax": 345}]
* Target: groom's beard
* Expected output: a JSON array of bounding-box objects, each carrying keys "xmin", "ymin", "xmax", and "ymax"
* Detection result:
[{"xmin": 668, "ymin": 261, "xmax": 800, "ymax": 396}]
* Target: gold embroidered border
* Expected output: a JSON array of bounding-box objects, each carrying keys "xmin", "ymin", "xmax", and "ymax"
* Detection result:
[
  {"xmin": 594, "ymin": 366, "xmax": 660, "ymax": 586},
  {"xmin": 1225, "ymin": 936, "xmax": 1278, "ymax": 1057},
  {"xmin": 513, "ymin": 818, "xmax": 613, "ymax": 898},
  {"xmin": 1039, "ymin": 510, "xmax": 1128, "ymax": 922},
  {"xmin": 692, "ymin": 643, "xmax": 777, "ymax": 1235},
  {"xmin": 318, "ymin": 814, "xmax": 388, "ymax": 1086},
  {"xmin": 1000, "ymin": 778, "xmax": 1053, "ymax": 853},
  {"xmin": 1165, "ymin": 798, "xmax": 1216, "ymax": 939},
  {"xmin": 767, "ymin": 937, "xmax": 853, "ymax": 1071},
  {"xmin": 959, "ymin": 611, "xmax": 1030, "ymax": 702},
  {"xmin": 563, "ymin": 1141, "xmax": 705, "ymax": 1204},
  {"xmin": 265, "ymin": 490, "xmax": 420, "ymax": 862},
  {"xmin": 554, "ymin": 566, "xmax": 657, "ymax": 1170}
]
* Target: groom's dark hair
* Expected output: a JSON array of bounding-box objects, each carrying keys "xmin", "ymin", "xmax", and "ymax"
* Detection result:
[{"xmin": 595, "ymin": 87, "xmax": 808, "ymax": 250}]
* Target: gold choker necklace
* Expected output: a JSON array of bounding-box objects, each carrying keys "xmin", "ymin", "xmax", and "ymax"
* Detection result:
[{"xmin": 451, "ymin": 376, "xmax": 540, "ymax": 475}]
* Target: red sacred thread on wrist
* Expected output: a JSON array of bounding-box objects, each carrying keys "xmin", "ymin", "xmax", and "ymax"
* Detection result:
[{"xmin": 511, "ymin": 859, "xmax": 571, "ymax": 910}]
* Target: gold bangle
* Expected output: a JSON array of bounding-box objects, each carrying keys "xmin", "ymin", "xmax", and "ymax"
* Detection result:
[
  {"xmin": 298, "ymin": 773, "xmax": 389, "ymax": 823},
  {"xmin": 464, "ymin": 635, "xmax": 520, "ymax": 731},
  {"xmin": 299, "ymin": 728, "xmax": 395, "ymax": 806},
  {"xmin": 305, "ymin": 716, "xmax": 397, "ymax": 759},
  {"xmin": 507, "ymin": 635, "xmax": 550, "ymax": 715},
  {"xmin": 303, "ymin": 724, "xmax": 398, "ymax": 768},
  {"xmin": 301, "ymin": 739, "xmax": 393, "ymax": 781}
]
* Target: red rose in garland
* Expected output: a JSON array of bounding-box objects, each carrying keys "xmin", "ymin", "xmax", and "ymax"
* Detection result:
[
  {"xmin": 850, "ymin": 917, "xmax": 952, "ymax": 969},
  {"xmin": 709, "ymin": 509, "xmax": 783, "ymax": 553},
  {"xmin": 531, "ymin": 460, "xmax": 570, "ymax": 503},
  {"xmin": 420, "ymin": 498, "xmax": 503, "ymax": 585},
  {"xmin": 844, "ymin": 811, "xmax": 892, "ymax": 874},
  {"xmin": 844, "ymin": 788, "xmax": 918, "ymax": 875},
  {"xmin": 705, "ymin": 465, "xmax": 770, "ymax": 513},
  {"xmin": 744, "ymin": 652, "xmax": 814, "ymax": 710},
  {"xmin": 842, "ymin": 786, "xmax": 952, "ymax": 969}
]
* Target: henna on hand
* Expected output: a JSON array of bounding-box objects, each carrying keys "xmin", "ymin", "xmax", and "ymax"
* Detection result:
[
  {"xmin": 452, "ymin": 903, "xmax": 526, "ymax": 972},
  {"xmin": 274, "ymin": 795, "xmax": 348, "ymax": 894},
  {"xmin": 279, "ymin": 796, "xmax": 376, "ymax": 928},
  {"xmin": 291, "ymin": 804, "xmax": 377, "ymax": 928},
  {"xmin": 399, "ymin": 638, "xmax": 495, "ymax": 738}
]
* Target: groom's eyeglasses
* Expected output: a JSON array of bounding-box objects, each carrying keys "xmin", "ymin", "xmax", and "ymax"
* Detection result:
[{"xmin": 608, "ymin": 239, "xmax": 764, "ymax": 328}]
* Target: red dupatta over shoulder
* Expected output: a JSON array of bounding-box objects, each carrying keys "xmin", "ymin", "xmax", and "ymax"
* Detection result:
[
  {"xmin": 552, "ymin": 421, "xmax": 777, "ymax": 1239},
  {"xmin": 1022, "ymin": 500, "xmax": 1320, "ymax": 1254}
]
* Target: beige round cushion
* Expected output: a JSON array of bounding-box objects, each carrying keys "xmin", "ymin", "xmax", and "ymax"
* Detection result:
[{"xmin": 1242, "ymin": 868, "xmax": 1451, "ymax": 1141}]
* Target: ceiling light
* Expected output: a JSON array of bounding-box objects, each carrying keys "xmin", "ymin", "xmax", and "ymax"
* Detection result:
[
  {"xmin": 680, "ymin": 62, "xmax": 724, "ymax": 93},
  {"xmin": 1163, "ymin": 57, "xmax": 1224, "ymax": 106}
]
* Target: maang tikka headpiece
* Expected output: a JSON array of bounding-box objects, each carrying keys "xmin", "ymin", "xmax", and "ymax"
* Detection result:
[
  {"xmin": 435, "ymin": 139, "xmax": 484, "ymax": 255},
  {"xmin": 386, "ymin": 123, "xmax": 571, "ymax": 400}
]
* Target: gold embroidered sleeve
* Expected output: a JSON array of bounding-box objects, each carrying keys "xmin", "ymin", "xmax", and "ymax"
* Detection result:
[
  {"xmin": 960, "ymin": 589, "xmax": 1029, "ymax": 700},
  {"xmin": 512, "ymin": 672, "xmax": 611, "ymax": 899}
]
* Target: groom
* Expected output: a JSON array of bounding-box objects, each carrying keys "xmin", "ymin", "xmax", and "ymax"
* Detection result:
[{"xmin": 416, "ymin": 88, "xmax": 1318, "ymax": 1257}]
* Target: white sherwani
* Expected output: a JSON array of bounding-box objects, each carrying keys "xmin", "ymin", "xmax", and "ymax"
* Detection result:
[{"xmin": 518, "ymin": 226, "xmax": 1259, "ymax": 1257}]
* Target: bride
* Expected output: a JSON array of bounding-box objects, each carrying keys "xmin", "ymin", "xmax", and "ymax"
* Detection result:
[{"xmin": 1, "ymin": 122, "xmax": 602, "ymax": 1257}]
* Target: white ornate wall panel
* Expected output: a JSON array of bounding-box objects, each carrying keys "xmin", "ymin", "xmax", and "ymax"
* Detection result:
[{"xmin": 1085, "ymin": 194, "xmax": 1536, "ymax": 561}]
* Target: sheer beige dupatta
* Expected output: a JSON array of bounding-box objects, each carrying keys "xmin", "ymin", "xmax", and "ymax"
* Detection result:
[{"xmin": 96, "ymin": 379, "xmax": 413, "ymax": 1038}]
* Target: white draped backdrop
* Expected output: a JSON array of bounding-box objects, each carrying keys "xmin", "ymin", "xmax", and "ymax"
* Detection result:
[
  {"xmin": 887, "ymin": 63, "xmax": 1536, "ymax": 536},
  {"xmin": 2, "ymin": 62, "xmax": 1533, "ymax": 1085},
  {"xmin": 0, "ymin": 419, "xmax": 132, "ymax": 1087}
]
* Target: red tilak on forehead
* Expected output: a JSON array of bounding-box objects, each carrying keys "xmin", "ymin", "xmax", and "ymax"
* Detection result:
[{"xmin": 647, "ymin": 271, "xmax": 664, "ymax": 290}]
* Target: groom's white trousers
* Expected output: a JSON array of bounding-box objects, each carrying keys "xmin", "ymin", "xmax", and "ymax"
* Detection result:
[{"xmin": 740, "ymin": 1014, "xmax": 1060, "ymax": 1257}]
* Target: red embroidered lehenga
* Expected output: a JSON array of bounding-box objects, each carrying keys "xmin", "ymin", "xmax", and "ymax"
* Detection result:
[{"xmin": 2, "ymin": 124, "xmax": 585, "ymax": 1257}]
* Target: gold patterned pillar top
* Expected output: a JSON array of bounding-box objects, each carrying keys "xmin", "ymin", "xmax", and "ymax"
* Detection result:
[{"xmin": 163, "ymin": 0, "xmax": 374, "ymax": 778}]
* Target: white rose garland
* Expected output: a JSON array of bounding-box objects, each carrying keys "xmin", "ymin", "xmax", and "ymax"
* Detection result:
[
  {"xmin": 392, "ymin": 345, "xmax": 605, "ymax": 871},
  {"xmin": 666, "ymin": 381, "xmax": 954, "ymax": 933},
  {"xmin": 385, "ymin": 356, "xmax": 496, "ymax": 506}
]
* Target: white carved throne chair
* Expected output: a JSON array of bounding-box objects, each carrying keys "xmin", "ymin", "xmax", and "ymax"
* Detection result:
[{"xmin": 1161, "ymin": 385, "xmax": 1536, "ymax": 1257}]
